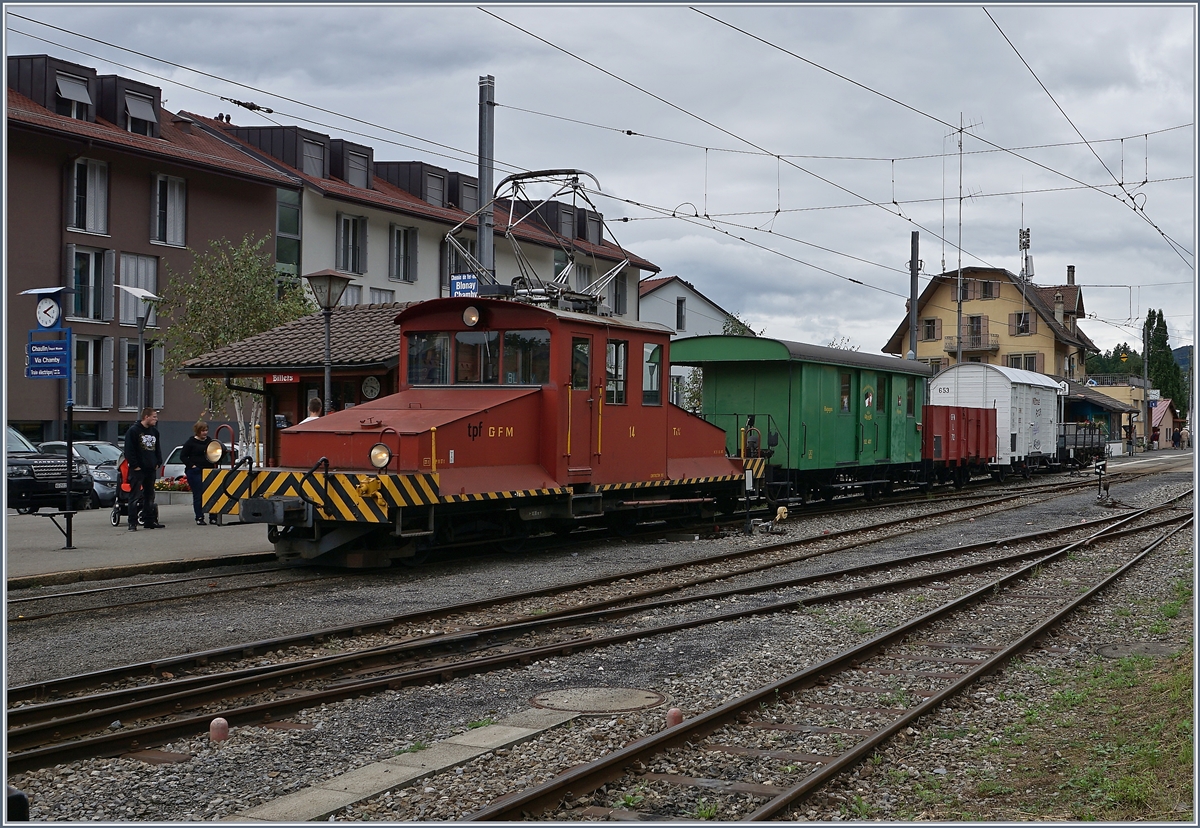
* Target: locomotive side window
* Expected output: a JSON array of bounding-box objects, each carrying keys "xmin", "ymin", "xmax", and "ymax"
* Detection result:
[
  {"xmin": 571, "ymin": 338, "xmax": 591, "ymax": 390},
  {"xmin": 642, "ymin": 344, "xmax": 662, "ymax": 405},
  {"xmin": 606, "ymin": 340, "xmax": 628, "ymax": 404},
  {"xmin": 502, "ymin": 329, "xmax": 550, "ymax": 385},
  {"xmin": 455, "ymin": 331, "xmax": 499, "ymax": 384},
  {"xmin": 407, "ymin": 332, "xmax": 450, "ymax": 385}
]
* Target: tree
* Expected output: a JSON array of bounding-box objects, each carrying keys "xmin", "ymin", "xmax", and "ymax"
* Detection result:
[
  {"xmin": 158, "ymin": 234, "xmax": 314, "ymax": 456},
  {"xmin": 1086, "ymin": 342, "xmax": 1142, "ymax": 376},
  {"xmin": 826, "ymin": 334, "xmax": 860, "ymax": 352},
  {"xmin": 1146, "ymin": 308, "xmax": 1187, "ymax": 418},
  {"xmin": 723, "ymin": 312, "xmax": 760, "ymax": 337},
  {"xmin": 680, "ymin": 368, "xmax": 704, "ymax": 414}
]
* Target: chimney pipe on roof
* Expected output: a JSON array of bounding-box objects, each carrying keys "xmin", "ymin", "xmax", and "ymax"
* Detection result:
[
  {"xmin": 1067, "ymin": 264, "xmax": 1075, "ymax": 286},
  {"xmin": 1055, "ymin": 290, "xmax": 1064, "ymax": 324}
]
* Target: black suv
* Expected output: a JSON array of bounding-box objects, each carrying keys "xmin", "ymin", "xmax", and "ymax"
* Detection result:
[{"xmin": 6, "ymin": 426, "xmax": 93, "ymax": 514}]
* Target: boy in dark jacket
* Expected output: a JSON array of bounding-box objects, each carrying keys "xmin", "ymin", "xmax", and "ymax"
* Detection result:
[{"xmin": 124, "ymin": 407, "xmax": 164, "ymax": 529}]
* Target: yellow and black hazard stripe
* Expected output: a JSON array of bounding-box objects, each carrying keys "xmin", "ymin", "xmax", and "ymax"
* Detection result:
[
  {"xmin": 743, "ymin": 456, "xmax": 767, "ymax": 477},
  {"xmin": 440, "ymin": 487, "xmax": 570, "ymax": 503},
  {"xmin": 200, "ymin": 469, "xmax": 439, "ymax": 523},
  {"xmin": 593, "ymin": 474, "xmax": 744, "ymax": 492}
]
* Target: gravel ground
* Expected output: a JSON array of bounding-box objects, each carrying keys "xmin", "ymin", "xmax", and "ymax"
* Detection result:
[{"xmin": 7, "ymin": 472, "xmax": 1192, "ymax": 821}]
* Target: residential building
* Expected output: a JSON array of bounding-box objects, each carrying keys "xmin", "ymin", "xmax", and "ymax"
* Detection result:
[
  {"xmin": 6, "ymin": 54, "xmax": 299, "ymax": 449},
  {"xmin": 185, "ymin": 116, "xmax": 655, "ymax": 318},
  {"xmin": 638, "ymin": 275, "xmax": 740, "ymax": 405}
]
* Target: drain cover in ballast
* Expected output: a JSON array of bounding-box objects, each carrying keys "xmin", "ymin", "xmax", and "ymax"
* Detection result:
[
  {"xmin": 1095, "ymin": 641, "xmax": 1180, "ymax": 659},
  {"xmin": 530, "ymin": 687, "xmax": 667, "ymax": 713}
]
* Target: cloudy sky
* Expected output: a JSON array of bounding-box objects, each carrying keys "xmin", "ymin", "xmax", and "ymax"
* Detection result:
[{"xmin": 8, "ymin": 3, "xmax": 1195, "ymax": 355}]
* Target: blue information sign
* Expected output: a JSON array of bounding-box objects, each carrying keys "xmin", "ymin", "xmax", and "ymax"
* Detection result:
[
  {"xmin": 450, "ymin": 274, "xmax": 479, "ymax": 298},
  {"xmin": 26, "ymin": 337, "xmax": 71, "ymax": 380}
]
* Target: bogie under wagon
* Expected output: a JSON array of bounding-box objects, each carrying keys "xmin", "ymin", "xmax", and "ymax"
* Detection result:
[{"xmin": 200, "ymin": 297, "xmax": 749, "ymax": 567}]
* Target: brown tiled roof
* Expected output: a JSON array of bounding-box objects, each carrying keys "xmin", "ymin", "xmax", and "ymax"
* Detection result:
[
  {"xmin": 638, "ymin": 275, "xmax": 671, "ymax": 296},
  {"xmin": 1063, "ymin": 379, "xmax": 1137, "ymax": 413},
  {"xmin": 180, "ymin": 303, "xmax": 415, "ymax": 375},
  {"xmin": 8, "ymin": 89, "xmax": 298, "ymax": 186},
  {"xmin": 183, "ymin": 112, "xmax": 658, "ymax": 273},
  {"xmin": 1034, "ymin": 285, "xmax": 1084, "ymax": 316}
]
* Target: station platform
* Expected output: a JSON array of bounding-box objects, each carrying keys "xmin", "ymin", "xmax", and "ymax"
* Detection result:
[{"xmin": 4, "ymin": 502, "xmax": 275, "ymax": 588}]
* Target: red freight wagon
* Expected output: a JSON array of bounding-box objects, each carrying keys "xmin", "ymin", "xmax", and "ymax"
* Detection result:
[
  {"xmin": 921, "ymin": 405, "xmax": 997, "ymax": 488},
  {"xmin": 207, "ymin": 296, "xmax": 748, "ymax": 567}
]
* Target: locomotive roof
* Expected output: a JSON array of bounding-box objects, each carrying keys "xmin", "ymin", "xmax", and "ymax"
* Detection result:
[
  {"xmin": 670, "ymin": 335, "xmax": 934, "ymax": 376},
  {"xmin": 396, "ymin": 297, "xmax": 674, "ymax": 334}
]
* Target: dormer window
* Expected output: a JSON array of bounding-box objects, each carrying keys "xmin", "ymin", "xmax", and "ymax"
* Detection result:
[
  {"xmin": 425, "ymin": 172, "xmax": 445, "ymax": 207},
  {"xmin": 559, "ymin": 207, "xmax": 573, "ymax": 239},
  {"xmin": 55, "ymin": 73, "xmax": 91, "ymax": 120},
  {"xmin": 125, "ymin": 93, "xmax": 157, "ymax": 136},
  {"xmin": 460, "ymin": 182, "xmax": 479, "ymax": 213},
  {"xmin": 346, "ymin": 151, "xmax": 369, "ymax": 188},
  {"xmin": 302, "ymin": 140, "xmax": 325, "ymax": 177},
  {"xmin": 585, "ymin": 214, "xmax": 601, "ymax": 245}
]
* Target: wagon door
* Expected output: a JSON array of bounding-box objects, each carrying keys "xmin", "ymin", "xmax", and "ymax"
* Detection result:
[
  {"xmin": 834, "ymin": 369, "xmax": 859, "ymax": 465},
  {"xmin": 859, "ymin": 374, "xmax": 877, "ymax": 462},
  {"xmin": 874, "ymin": 374, "xmax": 891, "ymax": 460},
  {"xmin": 568, "ymin": 335, "xmax": 594, "ymax": 475}
]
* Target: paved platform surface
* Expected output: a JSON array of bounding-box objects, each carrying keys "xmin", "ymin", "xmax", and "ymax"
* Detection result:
[{"xmin": 4, "ymin": 502, "xmax": 275, "ymax": 585}]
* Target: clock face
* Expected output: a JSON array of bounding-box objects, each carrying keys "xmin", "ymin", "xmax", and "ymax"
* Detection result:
[
  {"xmin": 36, "ymin": 297, "xmax": 60, "ymax": 328},
  {"xmin": 361, "ymin": 376, "xmax": 381, "ymax": 400}
]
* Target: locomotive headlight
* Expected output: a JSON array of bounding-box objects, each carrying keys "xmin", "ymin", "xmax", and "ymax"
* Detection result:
[
  {"xmin": 462, "ymin": 306, "xmax": 480, "ymax": 327},
  {"xmin": 205, "ymin": 439, "xmax": 224, "ymax": 464},
  {"xmin": 369, "ymin": 442, "xmax": 392, "ymax": 469}
]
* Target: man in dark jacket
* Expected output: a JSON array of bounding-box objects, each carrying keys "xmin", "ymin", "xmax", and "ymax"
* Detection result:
[{"xmin": 124, "ymin": 407, "xmax": 164, "ymax": 530}]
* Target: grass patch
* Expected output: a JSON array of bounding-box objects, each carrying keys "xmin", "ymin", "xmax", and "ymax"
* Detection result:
[
  {"xmin": 394, "ymin": 741, "xmax": 428, "ymax": 754},
  {"xmin": 467, "ymin": 718, "xmax": 495, "ymax": 729}
]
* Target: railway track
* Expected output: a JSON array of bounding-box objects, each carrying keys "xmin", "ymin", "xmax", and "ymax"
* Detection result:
[
  {"xmin": 467, "ymin": 506, "xmax": 1192, "ymax": 820},
  {"xmin": 6, "ymin": 485, "xmax": 1187, "ymax": 774}
]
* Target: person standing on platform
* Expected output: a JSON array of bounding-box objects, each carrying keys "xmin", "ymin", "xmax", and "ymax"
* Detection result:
[
  {"xmin": 182, "ymin": 420, "xmax": 219, "ymax": 526},
  {"xmin": 124, "ymin": 407, "xmax": 165, "ymax": 530},
  {"xmin": 300, "ymin": 397, "xmax": 323, "ymax": 423}
]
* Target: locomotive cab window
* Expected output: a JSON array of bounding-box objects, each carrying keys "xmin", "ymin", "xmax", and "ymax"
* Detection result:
[
  {"xmin": 606, "ymin": 340, "xmax": 628, "ymax": 404},
  {"xmin": 571, "ymin": 338, "xmax": 591, "ymax": 390},
  {"xmin": 642, "ymin": 343, "xmax": 662, "ymax": 405},
  {"xmin": 502, "ymin": 329, "xmax": 550, "ymax": 385},
  {"xmin": 408, "ymin": 333, "xmax": 450, "ymax": 385},
  {"xmin": 455, "ymin": 331, "xmax": 499, "ymax": 384}
]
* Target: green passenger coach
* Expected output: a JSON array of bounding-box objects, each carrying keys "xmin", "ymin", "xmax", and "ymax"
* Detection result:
[{"xmin": 670, "ymin": 336, "xmax": 934, "ymax": 503}]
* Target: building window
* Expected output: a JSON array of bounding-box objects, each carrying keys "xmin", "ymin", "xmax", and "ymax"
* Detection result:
[
  {"xmin": 55, "ymin": 72, "xmax": 91, "ymax": 120},
  {"xmin": 70, "ymin": 158, "xmax": 108, "ymax": 234},
  {"xmin": 586, "ymin": 214, "xmax": 602, "ymax": 245},
  {"xmin": 610, "ymin": 272, "xmax": 627, "ymax": 315},
  {"xmin": 575, "ymin": 264, "xmax": 593, "ymax": 293},
  {"xmin": 921, "ymin": 317, "xmax": 940, "ymax": 341},
  {"xmin": 605, "ymin": 340, "xmax": 628, "ymax": 404},
  {"xmin": 346, "ymin": 151, "xmax": 370, "ymax": 188},
  {"xmin": 389, "ymin": 225, "xmax": 417, "ymax": 282},
  {"xmin": 73, "ymin": 336, "xmax": 112, "ymax": 409},
  {"xmin": 302, "ymin": 139, "xmax": 325, "ymax": 177},
  {"xmin": 125, "ymin": 93, "xmax": 157, "ymax": 136},
  {"xmin": 643, "ymin": 344, "xmax": 662, "ymax": 405},
  {"xmin": 152, "ymin": 174, "xmax": 186, "ymax": 245},
  {"xmin": 369, "ymin": 287, "xmax": 394, "ymax": 304},
  {"xmin": 980, "ymin": 280, "xmax": 1000, "ymax": 299},
  {"xmin": 276, "ymin": 189, "xmax": 301, "ymax": 276},
  {"xmin": 338, "ymin": 284, "xmax": 362, "ymax": 306},
  {"xmin": 676, "ymin": 297, "xmax": 686, "ymax": 331},
  {"xmin": 1011, "ymin": 311, "xmax": 1033, "ymax": 335},
  {"xmin": 119, "ymin": 253, "xmax": 157, "ymax": 326},
  {"xmin": 443, "ymin": 238, "xmax": 477, "ymax": 290},
  {"xmin": 958, "ymin": 280, "xmax": 971, "ymax": 301},
  {"xmin": 1008, "ymin": 353, "xmax": 1039, "ymax": 372},
  {"xmin": 425, "ymin": 172, "xmax": 445, "ymax": 207},
  {"xmin": 336, "ymin": 213, "xmax": 367, "ymax": 275},
  {"xmin": 120, "ymin": 338, "xmax": 163, "ymax": 410},
  {"xmin": 559, "ymin": 208, "xmax": 574, "ymax": 239},
  {"xmin": 554, "ymin": 250, "xmax": 569, "ymax": 281},
  {"xmin": 460, "ymin": 182, "xmax": 479, "ymax": 213},
  {"xmin": 69, "ymin": 247, "xmax": 112, "ymax": 321}
]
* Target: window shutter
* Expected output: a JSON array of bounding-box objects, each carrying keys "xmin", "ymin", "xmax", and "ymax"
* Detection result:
[
  {"xmin": 102, "ymin": 250, "xmax": 115, "ymax": 321},
  {"xmin": 335, "ymin": 212, "xmax": 345, "ymax": 270},
  {"xmin": 1029, "ymin": 313, "xmax": 1038, "ymax": 334},
  {"xmin": 991, "ymin": 280, "xmax": 1001, "ymax": 298},
  {"xmin": 143, "ymin": 256, "xmax": 158, "ymax": 327},
  {"xmin": 408, "ymin": 228, "xmax": 418, "ymax": 282},
  {"xmin": 151, "ymin": 344, "xmax": 165, "ymax": 408},
  {"xmin": 1008, "ymin": 313, "xmax": 1018, "ymax": 336},
  {"xmin": 101, "ymin": 337, "xmax": 114, "ymax": 409},
  {"xmin": 388, "ymin": 223, "xmax": 397, "ymax": 279},
  {"xmin": 151, "ymin": 174, "xmax": 161, "ymax": 240},
  {"xmin": 980, "ymin": 316, "xmax": 989, "ymax": 337},
  {"xmin": 64, "ymin": 243, "xmax": 76, "ymax": 287},
  {"xmin": 1035, "ymin": 352, "xmax": 1045, "ymax": 374},
  {"xmin": 169, "ymin": 178, "xmax": 186, "ymax": 245},
  {"xmin": 439, "ymin": 239, "xmax": 449, "ymax": 293},
  {"xmin": 934, "ymin": 318, "xmax": 942, "ymax": 340},
  {"xmin": 940, "ymin": 358, "xmax": 949, "ymax": 370},
  {"xmin": 118, "ymin": 337, "xmax": 129, "ymax": 408},
  {"xmin": 88, "ymin": 160, "xmax": 108, "ymax": 233},
  {"xmin": 358, "ymin": 217, "xmax": 367, "ymax": 274},
  {"xmin": 64, "ymin": 160, "xmax": 75, "ymax": 228}
]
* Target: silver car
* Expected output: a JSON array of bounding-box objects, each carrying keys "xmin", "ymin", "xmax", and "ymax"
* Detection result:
[{"xmin": 36, "ymin": 440, "xmax": 120, "ymax": 508}]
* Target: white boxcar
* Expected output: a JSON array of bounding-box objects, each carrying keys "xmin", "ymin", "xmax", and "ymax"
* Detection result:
[{"xmin": 927, "ymin": 364, "xmax": 1060, "ymax": 472}]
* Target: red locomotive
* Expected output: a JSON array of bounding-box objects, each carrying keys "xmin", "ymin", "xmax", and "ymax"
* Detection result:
[{"xmin": 203, "ymin": 297, "xmax": 748, "ymax": 566}]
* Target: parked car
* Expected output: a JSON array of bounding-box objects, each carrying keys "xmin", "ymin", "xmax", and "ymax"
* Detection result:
[
  {"xmin": 160, "ymin": 442, "xmax": 235, "ymax": 482},
  {"xmin": 38, "ymin": 440, "xmax": 123, "ymax": 508},
  {"xmin": 6, "ymin": 426, "xmax": 92, "ymax": 514}
]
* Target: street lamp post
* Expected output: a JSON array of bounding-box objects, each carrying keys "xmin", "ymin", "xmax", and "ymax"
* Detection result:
[
  {"xmin": 303, "ymin": 269, "xmax": 354, "ymax": 415},
  {"xmin": 115, "ymin": 285, "xmax": 161, "ymax": 414}
]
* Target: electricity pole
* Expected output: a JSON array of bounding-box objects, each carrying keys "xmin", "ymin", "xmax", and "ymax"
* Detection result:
[{"xmin": 478, "ymin": 75, "xmax": 495, "ymax": 280}]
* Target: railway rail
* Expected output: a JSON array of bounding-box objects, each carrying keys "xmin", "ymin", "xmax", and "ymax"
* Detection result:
[{"xmin": 6, "ymin": 486, "xmax": 1188, "ymax": 774}]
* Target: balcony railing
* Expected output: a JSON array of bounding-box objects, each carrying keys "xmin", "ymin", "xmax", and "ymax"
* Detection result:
[
  {"xmin": 75, "ymin": 373, "xmax": 102, "ymax": 408},
  {"xmin": 1089, "ymin": 374, "xmax": 1147, "ymax": 388},
  {"xmin": 944, "ymin": 334, "xmax": 999, "ymax": 353}
]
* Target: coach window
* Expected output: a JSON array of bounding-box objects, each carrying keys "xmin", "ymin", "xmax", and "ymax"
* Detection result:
[
  {"xmin": 606, "ymin": 340, "xmax": 628, "ymax": 404},
  {"xmin": 876, "ymin": 377, "xmax": 887, "ymax": 412},
  {"xmin": 571, "ymin": 338, "xmax": 591, "ymax": 390},
  {"xmin": 839, "ymin": 373, "xmax": 851, "ymax": 413},
  {"xmin": 407, "ymin": 332, "xmax": 450, "ymax": 385},
  {"xmin": 502, "ymin": 329, "xmax": 550, "ymax": 384},
  {"xmin": 642, "ymin": 344, "xmax": 662, "ymax": 405},
  {"xmin": 455, "ymin": 331, "xmax": 499, "ymax": 384},
  {"xmin": 906, "ymin": 377, "xmax": 916, "ymax": 417}
]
